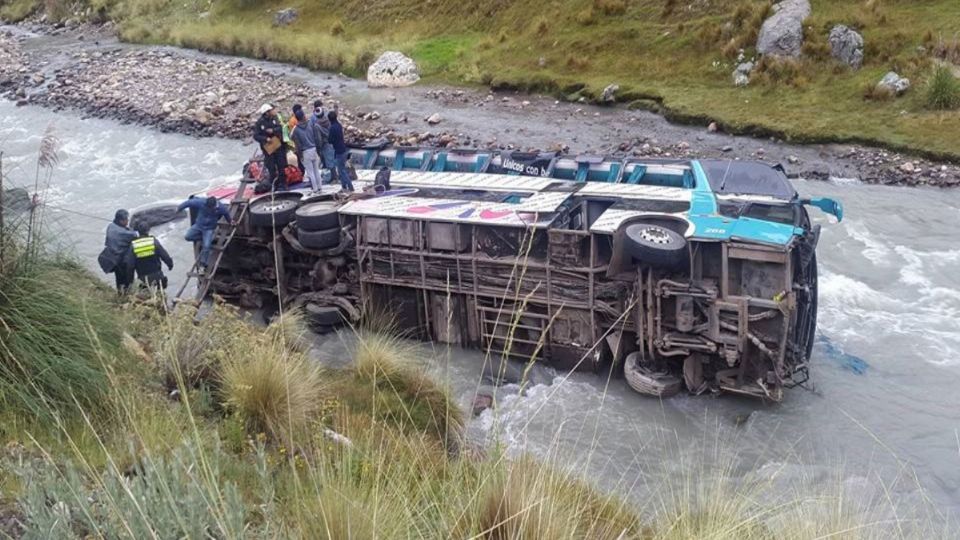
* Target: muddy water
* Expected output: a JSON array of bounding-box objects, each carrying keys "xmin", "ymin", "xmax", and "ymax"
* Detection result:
[{"xmin": 2, "ymin": 99, "xmax": 959, "ymax": 519}]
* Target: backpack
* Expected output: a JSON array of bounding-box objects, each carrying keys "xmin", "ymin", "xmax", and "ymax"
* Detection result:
[{"xmin": 374, "ymin": 166, "xmax": 391, "ymax": 191}]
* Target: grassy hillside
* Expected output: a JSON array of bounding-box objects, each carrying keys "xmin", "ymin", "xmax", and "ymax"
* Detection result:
[{"xmin": 3, "ymin": 0, "xmax": 959, "ymax": 159}]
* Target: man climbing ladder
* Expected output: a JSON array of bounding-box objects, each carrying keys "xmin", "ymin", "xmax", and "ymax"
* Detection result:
[{"xmin": 177, "ymin": 196, "xmax": 234, "ymax": 274}]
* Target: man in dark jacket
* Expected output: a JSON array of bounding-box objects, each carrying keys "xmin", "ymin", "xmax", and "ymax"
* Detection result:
[
  {"xmin": 178, "ymin": 196, "xmax": 232, "ymax": 272},
  {"xmin": 312, "ymin": 99, "xmax": 334, "ymax": 182},
  {"xmin": 127, "ymin": 222, "xmax": 174, "ymax": 290},
  {"xmin": 328, "ymin": 110, "xmax": 353, "ymax": 192},
  {"xmin": 290, "ymin": 107, "xmax": 322, "ymax": 191},
  {"xmin": 104, "ymin": 209, "xmax": 137, "ymax": 294},
  {"xmin": 252, "ymin": 103, "xmax": 287, "ymax": 190}
]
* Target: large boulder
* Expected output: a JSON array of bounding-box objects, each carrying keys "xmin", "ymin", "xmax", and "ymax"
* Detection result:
[
  {"xmin": 756, "ymin": 0, "xmax": 811, "ymax": 58},
  {"xmin": 829, "ymin": 25, "xmax": 864, "ymax": 69},
  {"xmin": 273, "ymin": 8, "xmax": 298, "ymax": 27},
  {"xmin": 733, "ymin": 62, "xmax": 754, "ymax": 87},
  {"xmin": 876, "ymin": 71, "xmax": 911, "ymax": 96},
  {"xmin": 366, "ymin": 51, "xmax": 420, "ymax": 88},
  {"xmin": 600, "ymin": 83, "xmax": 619, "ymax": 103}
]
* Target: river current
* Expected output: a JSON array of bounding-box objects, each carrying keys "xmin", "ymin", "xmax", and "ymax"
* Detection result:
[{"xmin": 2, "ymin": 99, "xmax": 959, "ymax": 520}]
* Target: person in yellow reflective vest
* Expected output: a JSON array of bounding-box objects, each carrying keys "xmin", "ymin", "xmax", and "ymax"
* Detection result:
[{"xmin": 126, "ymin": 222, "xmax": 174, "ymax": 290}]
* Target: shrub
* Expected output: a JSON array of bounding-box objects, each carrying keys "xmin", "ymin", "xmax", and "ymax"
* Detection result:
[
  {"xmin": 351, "ymin": 330, "xmax": 464, "ymax": 445},
  {"xmin": 566, "ymin": 54, "xmax": 591, "ymax": 70},
  {"xmin": 926, "ymin": 65, "xmax": 960, "ymax": 110},
  {"xmin": 0, "ymin": 254, "xmax": 118, "ymax": 420},
  {"xmin": 595, "ymin": 0, "xmax": 627, "ymax": 16},
  {"xmin": 535, "ymin": 16, "xmax": 549, "ymax": 36},
  {"xmin": 18, "ymin": 441, "xmax": 249, "ymax": 538},
  {"xmin": 153, "ymin": 306, "xmax": 227, "ymax": 391},
  {"xmin": 455, "ymin": 456, "xmax": 642, "ymax": 538},
  {"xmin": 220, "ymin": 338, "xmax": 324, "ymax": 442},
  {"xmin": 575, "ymin": 7, "xmax": 595, "ymax": 26}
]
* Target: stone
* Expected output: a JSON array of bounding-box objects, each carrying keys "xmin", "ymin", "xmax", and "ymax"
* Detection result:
[
  {"xmin": 733, "ymin": 62, "xmax": 754, "ymax": 87},
  {"xmin": 425, "ymin": 112, "xmax": 442, "ymax": 125},
  {"xmin": 787, "ymin": 155, "xmax": 800, "ymax": 164},
  {"xmin": 876, "ymin": 71, "xmax": 911, "ymax": 96},
  {"xmin": 707, "ymin": 121, "xmax": 719, "ymax": 133},
  {"xmin": 366, "ymin": 51, "xmax": 420, "ymax": 88},
  {"xmin": 600, "ymin": 83, "xmax": 619, "ymax": 103},
  {"xmin": 273, "ymin": 8, "xmax": 299, "ymax": 27},
  {"xmin": 472, "ymin": 393, "xmax": 494, "ymax": 416},
  {"xmin": 899, "ymin": 162, "xmax": 916, "ymax": 174},
  {"xmin": 385, "ymin": 94, "xmax": 397, "ymax": 103},
  {"xmin": 756, "ymin": 0, "xmax": 811, "ymax": 58},
  {"xmin": 722, "ymin": 145, "xmax": 734, "ymax": 152},
  {"xmin": 828, "ymin": 25, "xmax": 864, "ymax": 69}
]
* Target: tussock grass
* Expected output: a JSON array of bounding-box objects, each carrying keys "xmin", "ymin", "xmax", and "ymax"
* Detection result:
[
  {"xmin": 348, "ymin": 324, "xmax": 465, "ymax": 448},
  {"xmin": 220, "ymin": 336, "xmax": 324, "ymax": 443},
  {"xmin": 926, "ymin": 65, "xmax": 960, "ymax": 110}
]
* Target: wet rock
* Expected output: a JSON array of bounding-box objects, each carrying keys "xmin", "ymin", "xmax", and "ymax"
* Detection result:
[
  {"xmin": 385, "ymin": 94, "xmax": 397, "ymax": 103},
  {"xmin": 756, "ymin": 0, "xmax": 811, "ymax": 58},
  {"xmin": 366, "ymin": 51, "xmax": 420, "ymax": 88},
  {"xmin": 722, "ymin": 145, "xmax": 734, "ymax": 152},
  {"xmin": 733, "ymin": 61, "xmax": 754, "ymax": 87},
  {"xmin": 130, "ymin": 203, "xmax": 186, "ymax": 229},
  {"xmin": 876, "ymin": 71, "xmax": 910, "ymax": 96},
  {"xmin": 1, "ymin": 188, "xmax": 31, "ymax": 213},
  {"xmin": 426, "ymin": 112, "xmax": 442, "ymax": 125},
  {"xmin": 273, "ymin": 8, "xmax": 299, "ymax": 27},
  {"xmin": 828, "ymin": 25, "xmax": 864, "ymax": 69},
  {"xmin": 800, "ymin": 161, "xmax": 832, "ymax": 180},
  {"xmin": 600, "ymin": 83, "xmax": 619, "ymax": 103},
  {"xmin": 471, "ymin": 392, "xmax": 494, "ymax": 416}
]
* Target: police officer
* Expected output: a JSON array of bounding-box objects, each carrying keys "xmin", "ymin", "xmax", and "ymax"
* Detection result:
[{"xmin": 127, "ymin": 222, "xmax": 174, "ymax": 290}]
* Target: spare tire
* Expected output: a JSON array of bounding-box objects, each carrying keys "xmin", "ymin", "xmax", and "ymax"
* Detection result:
[
  {"xmin": 295, "ymin": 201, "xmax": 340, "ymax": 231},
  {"xmin": 249, "ymin": 195, "xmax": 301, "ymax": 228},
  {"xmin": 305, "ymin": 303, "xmax": 344, "ymax": 326},
  {"xmin": 624, "ymin": 223, "xmax": 687, "ymax": 268},
  {"xmin": 298, "ymin": 226, "xmax": 341, "ymax": 250},
  {"xmin": 624, "ymin": 352, "xmax": 682, "ymax": 398}
]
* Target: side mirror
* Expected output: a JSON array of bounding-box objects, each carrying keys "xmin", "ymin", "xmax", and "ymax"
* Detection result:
[{"xmin": 803, "ymin": 197, "xmax": 843, "ymax": 222}]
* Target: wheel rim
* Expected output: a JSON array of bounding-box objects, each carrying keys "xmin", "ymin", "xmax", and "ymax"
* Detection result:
[
  {"xmin": 639, "ymin": 227, "xmax": 670, "ymax": 245},
  {"xmin": 259, "ymin": 201, "xmax": 295, "ymax": 213}
]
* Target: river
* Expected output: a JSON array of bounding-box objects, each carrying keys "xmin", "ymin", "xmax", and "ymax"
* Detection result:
[{"xmin": 2, "ymin": 98, "xmax": 959, "ymax": 522}]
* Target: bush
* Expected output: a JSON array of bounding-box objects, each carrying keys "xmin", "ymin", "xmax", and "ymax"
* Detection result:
[
  {"xmin": 595, "ymin": 0, "xmax": 627, "ymax": 16},
  {"xmin": 0, "ymin": 254, "xmax": 118, "ymax": 420},
  {"xmin": 925, "ymin": 65, "xmax": 960, "ymax": 110},
  {"xmin": 18, "ymin": 441, "xmax": 249, "ymax": 538},
  {"xmin": 575, "ymin": 7, "xmax": 595, "ymax": 26},
  {"xmin": 220, "ymin": 337, "xmax": 323, "ymax": 442},
  {"xmin": 456, "ymin": 456, "xmax": 641, "ymax": 538},
  {"xmin": 351, "ymin": 329, "xmax": 464, "ymax": 445}
]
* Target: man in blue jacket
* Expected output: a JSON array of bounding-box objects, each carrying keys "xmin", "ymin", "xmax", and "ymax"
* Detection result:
[
  {"xmin": 178, "ymin": 196, "xmax": 233, "ymax": 272},
  {"xmin": 328, "ymin": 110, "xmax": 353, "ymax": 192}
]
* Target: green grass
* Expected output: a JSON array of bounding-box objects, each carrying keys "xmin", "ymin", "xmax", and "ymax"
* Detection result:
[
  {"xmin": 0, "ymin": 0, "xmax": 34, "ymax": 21},
  {"xmin": 5, "ymin": 0, "xmax": 960, "ymax": 158}
]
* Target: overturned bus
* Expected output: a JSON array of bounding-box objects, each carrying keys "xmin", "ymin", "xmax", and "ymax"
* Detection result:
[{"xmin": 198, "ymin": 148, "xmax": 842, "ymax": 401}]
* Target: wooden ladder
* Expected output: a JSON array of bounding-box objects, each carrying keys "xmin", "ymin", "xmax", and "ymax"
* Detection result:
[{"xmin": 173, "ymin": 178, "xmax": 253, "ymax": 307}]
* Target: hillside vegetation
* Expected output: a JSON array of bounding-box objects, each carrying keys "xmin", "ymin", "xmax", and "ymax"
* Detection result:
[{"xmin": 2, "ymin": 0, "xmax": 959, "ymax": 159}]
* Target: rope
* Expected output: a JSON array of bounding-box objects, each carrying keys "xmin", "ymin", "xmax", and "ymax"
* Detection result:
[{"xmin": 42, "ymin": 202, "xmax": 115, "ymax": 224}]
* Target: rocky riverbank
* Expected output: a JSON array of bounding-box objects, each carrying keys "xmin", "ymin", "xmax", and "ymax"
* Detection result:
[{"xmin": 2, "ymin": 23, "xmax": 959, "ymax": 188}]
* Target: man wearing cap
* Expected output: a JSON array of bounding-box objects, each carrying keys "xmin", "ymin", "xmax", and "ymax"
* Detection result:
[
  {"xmin": 177, "ymin": 196, "xmax": 234, "ymax": 273},
  {"xmin": 252, "ymin": 103, "xmax": 287, "ymax": 190}
]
